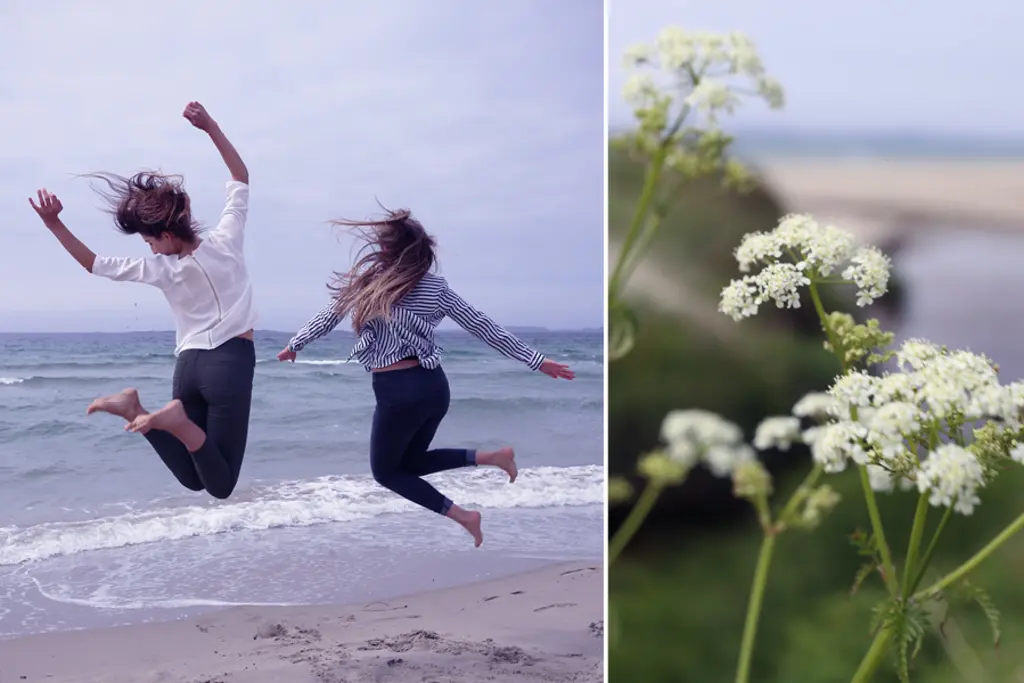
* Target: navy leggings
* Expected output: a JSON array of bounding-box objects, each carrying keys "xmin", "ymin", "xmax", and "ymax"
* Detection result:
[
  {"xmin": 370, "ymin": 364, "xmax": 475, "ymax": 515},
  {"xmin": 144, "ymin": 337, "xmax": 256, "ymax": 499}
]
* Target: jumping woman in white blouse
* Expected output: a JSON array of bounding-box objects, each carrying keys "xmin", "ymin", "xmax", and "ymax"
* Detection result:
[
  {"xmin": 28, "ymin": 102, "xmax": 256, "ymax": 500},
  {"xmin": 278, "ymin": 209, "xmax": 575, "ymax": 546}
]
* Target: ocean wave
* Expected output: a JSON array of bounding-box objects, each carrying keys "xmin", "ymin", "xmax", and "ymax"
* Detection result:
[
  {"xmin": 0, "ymin": 377, "xmax": 25, "ymax": 385},
  {"xmin": 0, "ymin": 465, "xmax": 603, "ymax": 566}
]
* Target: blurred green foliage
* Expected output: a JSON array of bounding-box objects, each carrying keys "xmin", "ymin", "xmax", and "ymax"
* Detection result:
[{"xmin": 610, "ymin": 464, "xmax": 1024, "ymax": 683}]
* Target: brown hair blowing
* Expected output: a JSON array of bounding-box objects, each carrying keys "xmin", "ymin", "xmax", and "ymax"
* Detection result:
[
  {"xmin": 82, "ymin": 171, "xmax": 200, "ymax": 242},
  {"xmin": 329, "ymin": 206, "xmax": 437, "ymax": 332}
]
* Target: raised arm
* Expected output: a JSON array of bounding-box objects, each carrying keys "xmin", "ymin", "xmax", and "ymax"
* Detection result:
[
  {"xmin": 29, "ymin": 189, "xmax": 96, "ymax": 272},
  {"xmin": 183, "ymin": 101, "xmax": 248, "ymax": 184},
  {"xmin": 277, "ymin": 302, "xmax": 345, "ymax": 361},
  {"xmin": 439, "ymin": 281, "xmax": 545, "ymax": 371}
]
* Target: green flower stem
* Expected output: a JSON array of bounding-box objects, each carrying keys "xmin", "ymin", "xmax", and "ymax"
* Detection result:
[
  {"xmin": 807, "ymin": 281, "xmax": 846, "ymax": 373},
  {"xmin": 916, "ymin": 508, "xmax": 1024, "ymax": 599},
  {"xmin": 734, "ymin": 533, "xmax": 777, "ymax": 683},
  {"xmin": 778, "ymin": 462, "xmax": 825, "ymax": 524},
  {"xmin": 850, "ymin": 627, "xmax": 894, "ymax": 683},
  {"xmin": 808, "ymin": 280, "xmax": 900, "ymax": 597},
  {"xmin": 908, "ymin": 504, "xmax": 954, "ymax": 596},
  {"xmin": 608, "ymin": 480, "xmax": 664, "ymax": 565},
  {"xmin": 858, "ymin": 467, "xmax": 900, "ymax": 596},
  {"xmin": 608, "ymin": 105, "xmax": 690, "ymax": 300},
  {"xmin": 901, "ymin": 493, "xmax": 931, "ymax": 597},
  {"xmin": 609, "ymin": 153, "xmax": 666, "ymax": 299}
]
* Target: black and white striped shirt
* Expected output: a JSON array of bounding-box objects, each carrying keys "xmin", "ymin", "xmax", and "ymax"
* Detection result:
[{"xmin": 288, "ymin": 273, "xmax": 545, "ymax": 372}]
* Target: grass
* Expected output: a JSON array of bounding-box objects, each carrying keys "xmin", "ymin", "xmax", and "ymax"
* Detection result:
[{"xmin": 610, "ymin": 462, "xmax": 1024, "ymax": 682}]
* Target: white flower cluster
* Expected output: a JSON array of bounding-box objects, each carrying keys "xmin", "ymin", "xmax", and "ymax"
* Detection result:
[
  {"xmin": 797, "ymin": 340, "xmax": 1024, "ymax": 515},
  {"xmin": 719, "ymin": 214, "xmax": 892, "ymax": 322},
  {"xmin": 660, "ymin": 409, "xmax": 754, "ymax": 476},
  {"xmin": 622, "ymin": 27, "xmax": 784, "ymax": 124}
]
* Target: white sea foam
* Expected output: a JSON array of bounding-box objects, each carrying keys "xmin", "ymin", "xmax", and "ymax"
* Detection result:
[
  {"xmin": 0, "ymin": 465, "xmax": 603, "ymax": 566},
  {"xmin": 0, "ymin": 377, "xmax": 25, "ymax": 385}
]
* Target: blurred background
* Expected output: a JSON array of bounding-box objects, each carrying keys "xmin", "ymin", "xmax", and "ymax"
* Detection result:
[{"xmin": 607, "ymin": 1, "xmax": 1024, "ymax": 681}]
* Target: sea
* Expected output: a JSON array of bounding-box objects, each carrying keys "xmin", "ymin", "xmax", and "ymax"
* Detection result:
[{"xmin": 0, "ymin": 329, "xmax": 604, "ymax": 640}]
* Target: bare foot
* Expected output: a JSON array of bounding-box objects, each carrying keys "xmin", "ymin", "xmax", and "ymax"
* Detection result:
[
  {"xmin": 460, "ymin": 511, "xmax": 483, "ymax": 548},
  {"xmin": 479, "ymin": 447, "xmax": 517, "ymax": 483},
  {"xmin": 447, "ymin": 507, "xmax": 483, "ymax": 547},
  {"xmin": 125, "ymin": 399, "xmax": 187, "ymax": 435},
  {"xmin": 87, "ymin": 388, "xmax": 145, "ymax": 420}
]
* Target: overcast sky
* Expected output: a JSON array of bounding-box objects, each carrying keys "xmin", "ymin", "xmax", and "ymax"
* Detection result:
[
  {"xmin": 610, "ymin": 0, "xmax": 1024, "ymax": 134},
  {"xmin": 1, "ymin": 1, "xmax": 603, "ymax": 333}
]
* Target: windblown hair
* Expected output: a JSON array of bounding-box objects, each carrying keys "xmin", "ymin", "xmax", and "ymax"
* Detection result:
[
  {"xmin": 83, "ymin": 171, "xmax": 200, "ymax": 242},
  {"xmin": 328, "ymin": 205, "xmax": 437, "ymax": 332}
]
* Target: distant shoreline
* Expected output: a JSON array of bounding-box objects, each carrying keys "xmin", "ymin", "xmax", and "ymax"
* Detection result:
[
  {"xmin": 608, "ymin": 127, "xmax": 1024, "ymax": 161},
  {"xmin": 0, "ymin": 327, "xmax": 604, "ymax": 336}
]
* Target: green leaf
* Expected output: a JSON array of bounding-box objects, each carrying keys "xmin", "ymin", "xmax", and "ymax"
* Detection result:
[
  {"xmin": 609, "ymin": 299, "xmax": 639, "ymax": 361},
  {"xmin": 851, "ymin": 562, "xmax": 878, "ymax": 596},
  {"xmin": 957, "ymin": 581, "xmax": 1002, "ymax": 647},
  {"xmin": 872, "ymin": 598, "xmax": 930, "ymax": 683}
]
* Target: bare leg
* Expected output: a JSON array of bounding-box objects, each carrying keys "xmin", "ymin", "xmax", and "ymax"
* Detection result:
[
  {"xmin": 126, "ymin": 399, "xmax": 206, "ymax": 452},
  {"xmin": 87, "ymin": 387, "xmax": 147, "ymax": 421},
  {"xmin": 475, "ymin": 446, "xmax": 518, "ymax": 483},
  {"xmin": 446, "ymin": 505, "xmax": 483, "ymax": 547}
]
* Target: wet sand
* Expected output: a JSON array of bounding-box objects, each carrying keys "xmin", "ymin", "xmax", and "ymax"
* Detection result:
[{"xmin": 0, "ymin": 561, "xmax": 603, "ymax": 683}]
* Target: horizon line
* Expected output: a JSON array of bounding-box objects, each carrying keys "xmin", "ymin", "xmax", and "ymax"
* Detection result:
[{"xmin": 0, "ymin": 326, "xmax": 604, "ymax": 335}]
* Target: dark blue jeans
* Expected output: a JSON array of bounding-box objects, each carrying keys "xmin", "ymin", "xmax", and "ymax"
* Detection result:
[{"xmin": 370, "ymin": 365, "xmax": 475, "ymax": 515}]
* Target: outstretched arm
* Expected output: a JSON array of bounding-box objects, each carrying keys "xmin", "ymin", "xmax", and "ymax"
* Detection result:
[
  {"xmin": 29, "ymin": 188, "xmax": 169, "ymax": 285},
  {"xmin": 278, "ymin": 302, "xmax": 344, "ymax": 361},
  {"xmin": 183, "ymin": 101, "xmax": 248, "ymax": 184},
  {"xmin": 439, "ymin": 282, "xmax": 545, "ymax": 371},
  {"xmin": 29, "ymin": 189, "xmax": 96, "ymax": 272}
]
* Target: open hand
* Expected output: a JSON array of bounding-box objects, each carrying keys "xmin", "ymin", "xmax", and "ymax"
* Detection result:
[
  {"xmin": 182, "ymin": 101, "xmax": 216, "ymax": 132},
  {"xmin": 277, "ymin": 347, "xmax": 297, "ymax": 363},
  {"xmin": 28, "ymin": 189, "xmax": 63, "ymax": 226},
  {"xmin": 539, "ymin": 358, "xmax": 574, "ymax": 380}
]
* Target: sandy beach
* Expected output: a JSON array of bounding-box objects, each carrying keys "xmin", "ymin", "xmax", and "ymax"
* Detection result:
[{"xmin": 0, "ymin": 561, "xmax": 602, "ymax": 683}]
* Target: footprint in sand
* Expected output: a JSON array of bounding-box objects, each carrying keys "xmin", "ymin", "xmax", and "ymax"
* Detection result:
[{"xmin": 533, "ymin": 602, "xmax": 578, "ymax": 612}]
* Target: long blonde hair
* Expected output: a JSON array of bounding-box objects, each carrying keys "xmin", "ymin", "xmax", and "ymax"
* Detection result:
[{"xmin": 328, "ymin": 206, "xmax": 437, "ymax": 331}]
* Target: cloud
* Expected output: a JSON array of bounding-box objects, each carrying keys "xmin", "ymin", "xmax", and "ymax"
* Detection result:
[{"xmin": 1, "ymin": 1, "xmax": 603, "ymax": 332}]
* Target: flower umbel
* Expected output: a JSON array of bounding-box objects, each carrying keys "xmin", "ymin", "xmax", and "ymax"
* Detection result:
[{"xmin": 719, "ymin": 214, "xmax": 893, "ymax": 321}]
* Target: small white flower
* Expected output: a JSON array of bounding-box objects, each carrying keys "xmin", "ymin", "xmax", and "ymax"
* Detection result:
[
  {"xmin": 867, "ymin": 464, "xmax": 896, "ymax": 493},
  {"xmin": 916, "ymin": 444, "xmax": 985, "ymax": 515},
  {"xmin": 965, "ymin": 384, "xmax": 1012, "ymax": 421},
  {"xmin": 660, "ymin": 409, "xmax": 752, "ymax": 477},
  {"xmin": 895, "ymin": 339, "xmax": 941, "ymax": 372},
  {"xmin": 842, "ymin": 246, "xmax": 891, "ymax": 307},
  {"xmin": 706, "ymin": 443, "xmax": 755, "ymax": 477},
  {"xmin": 734, "ymin": 231, "xmax": 783, "ymax": 273},
  {"xmin": 874, "ymin": 373, "xmax": 919, "ymax": 406},
  {"xmin": 757, "ymin": 262, "xmax": 810, "ymax": 310},
  {"xmin": 805, "ymin": 421, "xmax": 869, "ymax": 473},
  {"xmin": 829, "ymin": 371, "xmax": 879, "ymax": 415},
  {"xmin": 1011, "ymin": 443, "xmax": 1024, "ymax": 465},
  {"xmin": 866, "ymin": 401, "xmax": 922, "ymax": 438},
  {"xmin": 685, "ymin": 79, "xmax": 740, "ymax": 119},
  {"xmin": 719, "ymin": 276, "xmax": 761, "ymax": 321},
  {"xmin": 661, "ymin": 409, "xmax": 742, "ymax": 447},
  {"xmin": 792, "ymin": 392, "xmax": 838, "ymax": 420},
  {"xmin": 622, "ymin": 74, "xmax": 661, "ymax": 106},
  {"xmin": 753, "ymin": 416, "xmax": 801, "ymax": 451}
]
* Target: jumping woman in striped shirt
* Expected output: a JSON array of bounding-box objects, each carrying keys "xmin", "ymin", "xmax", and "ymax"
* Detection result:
[{"xmin": 278, "ymin": 209, "xmax": 574, "ymax": 546}]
